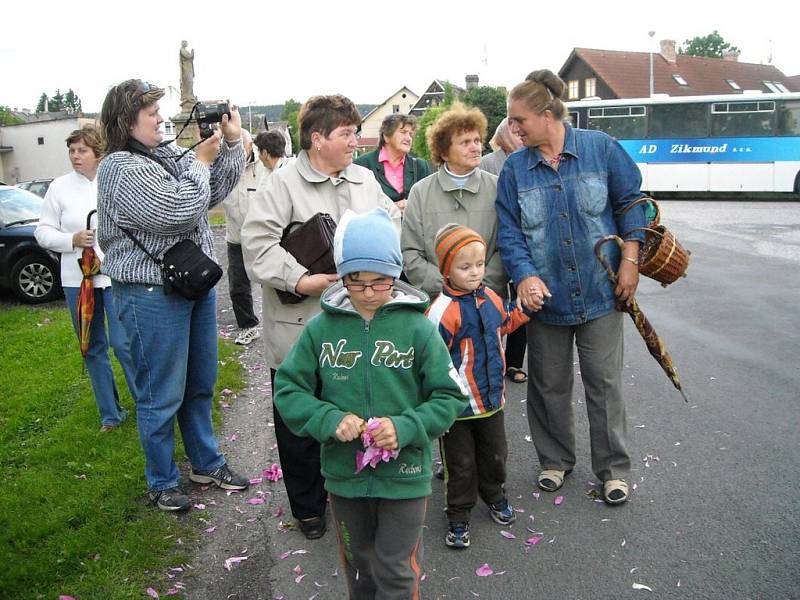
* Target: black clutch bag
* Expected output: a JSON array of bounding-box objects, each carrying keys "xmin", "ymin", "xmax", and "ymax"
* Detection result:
[{"xmin": 275, "ymin": 213, "xmax": 338, "ymax": 305}]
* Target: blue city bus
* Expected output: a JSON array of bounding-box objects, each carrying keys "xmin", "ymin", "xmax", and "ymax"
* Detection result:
[{"xmin": 566, "ymin": 92, "xmax": 800, "ymax": 194}]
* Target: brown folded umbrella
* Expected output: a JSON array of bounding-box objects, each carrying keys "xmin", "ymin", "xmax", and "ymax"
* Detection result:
[
  {"xmin": 595, "ymin": 235, "xmax": 688, "ymax": 402},
  {"xmin": 76, "ymin": 209, "xmax": 101, "ymax": 357}
]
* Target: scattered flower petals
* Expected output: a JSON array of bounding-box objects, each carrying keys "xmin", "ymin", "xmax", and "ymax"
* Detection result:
[
  {"xmin": 293, "ymin": 549, "xmax": 309, "ymax": 555},
  {"xmin": 554, "ymin": 495, "xmax": 564, "ymax": 506},
  {"xmin": 525, "ymin": 535, "xmax": 543, "ymax": 546},
  {"xmin": 630, "ymin": 567, "xmax": 639, "ymax": 573},
  {"xmin": 293, "ymin": 565, "xmax": 303, "ymax": 576},
  {"xmin": 246, "ymin": 497, "xmax": 265, "ymax": 505},
  {"xmin": 263, "ymin": 463, "xmax": 283, "ymax": 482},
  {"xmin": 532, "ymin": 492, "xmax": 540, "ymax": 499},
  {"xmin": 632, "ymin": 583, "xmax": 653, "ymax": 591},
  {"xmin": 500, "ymin": 530, "xmax": 516, "ymax": 539},
  {"xmin": 59, "ymin": 597, "xmax": 76, "ymax": 600},
  {"xmin": 204, "ymin": 526, "xmax": 216, "ymax": 533},
  {"xmin": 223, "ymin": 555, "xmax": 248, "ymax": 571},
  {"xmin": 295, "ymin": 574, "xmax": 306, "ymax": 584},
  {"xmin": 146, "ymin": 588, "xmax": 159, "ymax": 598},
  {"xmin": 475, "ymin": 563, "xmax": 494, "ymax": 577},
  {"xmin": 621, "ymin": 539, "xmax": 627, "ymax": 547},
  {"xmin": 221, "ymin": 388, "xmax": 234, "ymax": 397},
  {"xmin": 279, "ymin": 551, "xmax": 292, "ymax": 560},
  {"xmin": 524, "ymin": 435, "xmax": 532, "ymax": 442},
  {"xmin": 249, "ymin": 477, "xmax": 263, "ymax": 485},
  {"xmin": 272, "ymin": 506, "xmax": 284, "ymax": 518},
  {"xmin": 194, "ymin": 503, "xmax": 206, "ymax": 510}
]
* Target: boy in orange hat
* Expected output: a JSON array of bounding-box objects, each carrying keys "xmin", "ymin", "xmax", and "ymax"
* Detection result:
[{"xmin": 427, "ymin": 223, "xmax": 530, "ymax": 548}]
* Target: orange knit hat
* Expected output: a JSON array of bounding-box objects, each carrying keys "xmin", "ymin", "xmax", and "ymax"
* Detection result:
[{"xmin": 434, "ymin": 223, "xmax": 486, "ymax": 277}]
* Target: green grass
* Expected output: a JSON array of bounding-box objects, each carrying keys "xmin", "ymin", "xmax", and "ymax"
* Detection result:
[{"xmin": 0, "ymin": 304, "xmax": 244, "ymax": 599}]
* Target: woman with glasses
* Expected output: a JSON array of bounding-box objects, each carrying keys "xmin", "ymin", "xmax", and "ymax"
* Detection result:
[
  {"xmin": 242, "ymin": 94, "xmax": 400, "ymax": 540},
  {"xmin": 96, "ymin": 79, "xmax": 249, "ymax": 512},
  {"xmin": 354, "ymin": 113, "xmax": 432, "ymax": 211}
]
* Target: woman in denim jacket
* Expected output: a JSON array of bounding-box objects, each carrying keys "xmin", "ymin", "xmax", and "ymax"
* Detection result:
[{"xmin": 496, "ymin": 70, "xmax": 647, "ymax": 505}]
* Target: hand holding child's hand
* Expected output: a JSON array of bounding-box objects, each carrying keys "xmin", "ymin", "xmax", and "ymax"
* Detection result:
[
  {"xmin": 336, "ymin": 414, "xmax": 365, "ymax": 442},
  {"xmin": 370, "ymin": 417, "xmax": 398, "ymax": 451}
]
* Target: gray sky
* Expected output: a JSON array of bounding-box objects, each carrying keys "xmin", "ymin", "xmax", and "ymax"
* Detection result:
[{"xmin": 2, "ymin": 0, "xmax": 797, "ymax": 115}]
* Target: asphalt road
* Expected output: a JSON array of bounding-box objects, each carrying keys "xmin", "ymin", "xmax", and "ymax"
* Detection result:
[{"xmin": 256, "ymin": 201, "xmax": 800, "ymax": 600}]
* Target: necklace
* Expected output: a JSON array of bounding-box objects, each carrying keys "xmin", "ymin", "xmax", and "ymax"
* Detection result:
[{"xmin": 546, "ymin": 153, "xmax": 563, "ymax": 168}]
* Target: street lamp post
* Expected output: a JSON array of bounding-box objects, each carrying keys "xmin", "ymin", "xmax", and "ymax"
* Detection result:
[{"xmin": 648, "ymin": 30, "xmax": 656, "ymax": 97}]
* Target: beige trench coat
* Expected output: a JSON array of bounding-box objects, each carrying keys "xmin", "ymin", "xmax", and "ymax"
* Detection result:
[
  {"xmin": 241, "ymin": 150, "xmax": 399, "ymax": 368},
  {"xmin": 400, "ymin": 166, "xmax": 508, "ymax": 298}
]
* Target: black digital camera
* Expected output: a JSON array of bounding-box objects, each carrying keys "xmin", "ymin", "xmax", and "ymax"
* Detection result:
[{"xmin": 195, "ymin": 102, "xmax": 231, "ymax": 139}]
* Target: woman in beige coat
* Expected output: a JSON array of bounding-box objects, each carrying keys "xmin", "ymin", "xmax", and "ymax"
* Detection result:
[
  {"xmin": 401, "ymin": 102, "xmax": 507, "ymax": 298},
  {"xmin": 242, "ymin": 94, "xmax": 399, "ymax": 539}
]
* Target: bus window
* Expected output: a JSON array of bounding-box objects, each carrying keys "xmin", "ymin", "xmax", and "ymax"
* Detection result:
[
  {"xmin": 586, "ymin": 106, "xmax": 646, "ymax": 139},
  {"xmin": 568, "ymin": 111, "xmax": 580, "ymax": 128},
  {"xmin": 648, "ymin": 103, "xmax": 708, "ymax": 138},
  {"xmin": 776, "ymin": 101, "xmax": 800, "ymax": 136},
  {"xmin": 711, "ymin": 101, "xmax": 775, "ymax": 137}
]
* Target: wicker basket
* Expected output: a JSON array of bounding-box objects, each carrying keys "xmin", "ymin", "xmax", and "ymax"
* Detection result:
[
  {"xmin": 631, "ymin": 225, "xmax": 691, "ymax": 287},
  {"xmin": 619, "ymin": 196, "xmax": 661, "ymax": 227}
]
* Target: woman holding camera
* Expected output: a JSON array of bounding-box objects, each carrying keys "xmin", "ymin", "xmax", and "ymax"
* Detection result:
[
  {"xmin": 97, "ymin": 79, "xmax": 249, "ymax": 512},
  {"xmin": 242, "ymin": 94, "xmax": 400, "ymax": 539}
]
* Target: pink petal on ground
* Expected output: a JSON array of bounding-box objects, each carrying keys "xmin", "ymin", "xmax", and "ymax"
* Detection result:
[
  {"xmin": 227, "ymin": 434, "xmax": 238, "ymax": 442},
  {"xmin": 249, "ymin": 478, "xmax": 263, "ymax": 485},
  {"xmin": 293, "ymin": 565, "xmax": 304, "ymax": 575},
  {"xmin": 58, "ymin": 597, "xmax": 76, "ymax": 600},
  {"xmin": 246, "ymin": 498, "xmax": 265, "ymax": 505},
  {"xmin": 219, "ymin": 402, "xmax": 230, "ymax": 409},
  {"xmin": 525, "ymin": 535, "xmax": 543, "ymax": 546},
  {"xmin": 279, "ymin": 551, "xmax": 292, "ymax": 560},
  {"xmin": 223, "ymin": 555, "xmax": 249, "ymax": 571},
  {"xmin": 194, "ymin": 503, "xmax": 206, "ymax": 510},
  {"xmin": 146, "ymin": 588, "xmax": 159, "ymax": 598},
  {"xmin": 204, "ymin": 526, "xmax": 216, "ymax": 534},
  {"xmin": 532, "ymin": 492, "xmax": 540, "ymax": 499},
  {"xmin": 263, "ymin": 463, "xmax": 284, "ymax": 482},
  {"xmin": 295, "ymin": 574, "xmax": 307, "ymax": 584},
  {"xmin": 166, "ymin": 590, "xmax": 180, "ymax": 597},
  {"xmin": 500, "ymin": 530, "xmax": 516, "ymax": 539},
  {"xmin": 221, "ymin": 388, "xmax": 234, "ymax": 397},
  {"xmin": 293, "ymin": 549, "xmax": 309, "ymax": 555},
  {"xmin": 554, "ymin": 495, "xmax": 564, "ymax": 506},
  {"xmin": 632, "ymin": 583, "xmax": 653, "ymax": 591},
  {"xmin": 272, "ymin": 506, "xmax": 284, "ymax": 518},
  {"xmin": 475, "ymin": 563, "xmax": 494, "ymax": 577}
]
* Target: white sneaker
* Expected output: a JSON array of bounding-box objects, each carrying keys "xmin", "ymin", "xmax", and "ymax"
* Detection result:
[{"xmin": 234, "ymin": 326, "xmax": 261, "ymax": 345}]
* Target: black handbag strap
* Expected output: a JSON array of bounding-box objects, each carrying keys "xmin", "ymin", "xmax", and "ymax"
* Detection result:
[{"xmin": 109, "ymin": 216, "xmax": 164, "ymax": 267}]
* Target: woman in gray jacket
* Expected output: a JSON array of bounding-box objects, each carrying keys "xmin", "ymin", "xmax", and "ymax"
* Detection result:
[{"xmin": 242, "ymin": 94, "xmax": 399, "ymax": 539}]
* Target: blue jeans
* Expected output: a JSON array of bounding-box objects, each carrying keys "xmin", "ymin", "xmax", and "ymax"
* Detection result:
[
  {"xmin": 64, "ymin": 286, "xmax": 136, "ymax": 426},
  {"xmin": 112, "ymin": 282, "xmax": 225, "ymax": 492}
]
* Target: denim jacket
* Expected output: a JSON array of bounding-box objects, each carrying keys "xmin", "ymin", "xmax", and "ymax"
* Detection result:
[{"xmin": 496, "ymin": 126, "xmax": 646, "ymax": 326}]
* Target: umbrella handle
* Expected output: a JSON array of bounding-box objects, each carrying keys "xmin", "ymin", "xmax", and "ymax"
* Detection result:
[
  {"xmin": 86, "ymin": 209, "xmax": 97, "ymax": 230},
  {"xmin": 594, "ymin": 235, "xmax": 624, "ymax": 285}
]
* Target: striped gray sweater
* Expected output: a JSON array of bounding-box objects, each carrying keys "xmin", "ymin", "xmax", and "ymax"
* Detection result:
[{"xmin": 97, "ymin": 141, "xmax": 244, "ymax": 285}]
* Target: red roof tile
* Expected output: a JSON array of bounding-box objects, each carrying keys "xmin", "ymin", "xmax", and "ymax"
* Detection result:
[{"xmin": 562, "ymin": 48, "xmax": 794, "ymax": 98}]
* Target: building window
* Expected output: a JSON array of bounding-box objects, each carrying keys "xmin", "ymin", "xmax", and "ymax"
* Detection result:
[
  {"xmin": 37, "ymin": 137, "xmax": 44, "ymax": 145},
  {"xmin": 392, "ymin": 104, "xmax": 400, "ymax": 114},
  {"xmin": 763, "ymin": 81, "xmax": 789, "ymax": 93},
  {"xmin": 568, "ymin": 80, "xmax": 579, "ymax": 99},
  {"xmin": 672, "ymin": 74, "xmax": 689, "ymax": 86},
  {"xmin": 726, "ymin": 79, "xmax": 741, "ymax": 91},
  {"xmin": 584, "ymin": 78, "xmax": 596, "ymax": 98}
]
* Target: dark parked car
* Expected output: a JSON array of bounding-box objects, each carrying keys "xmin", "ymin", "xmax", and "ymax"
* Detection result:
[
  {"xmin": 0, "ymin": 185, "xmax": 62, "ymax": 303},
  {"xmin": 17, "ymin": 178, "xmax": 53, "ymax": 198}
]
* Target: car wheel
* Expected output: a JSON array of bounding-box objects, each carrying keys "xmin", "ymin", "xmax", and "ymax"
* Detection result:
[{"xmin": 9, "ymin": 253, "xmax": 62, "ymax": 304}]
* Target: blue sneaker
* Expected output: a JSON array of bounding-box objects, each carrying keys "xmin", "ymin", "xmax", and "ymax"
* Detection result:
[
  {"xmin": 488, "ymin": 498, "xmax": 516, "ymax": 525},
  {"xmin": 445, "ymin": 522, "xmax": 470, "ymax": 549}
]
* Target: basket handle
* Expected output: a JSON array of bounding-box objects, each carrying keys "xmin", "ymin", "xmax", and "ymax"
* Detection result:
[
  {"xmin": 625, "ymin": 226, "xmax": 665, "ymax": 241},
  {"xmin": 594, "ymin": 235, "xmax": 624, "ymax": 284},
  {"xmin": 617, "ymin": 196, "xmax": 659, "ymax": 221}
]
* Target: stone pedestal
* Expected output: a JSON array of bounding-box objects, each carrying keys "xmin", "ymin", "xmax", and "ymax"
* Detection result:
[{"xmin": 172, "ymin": 111, "xmax": 199, "ymax": 148}]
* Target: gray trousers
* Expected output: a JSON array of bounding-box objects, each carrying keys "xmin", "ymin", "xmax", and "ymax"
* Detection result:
[
  {"xmin": 330, "ymin": 495, "xmax": 426, "ymax": 600},
  {"xmin": 526, "ymin": 310, "xmax": 630, "ymax": 481}
]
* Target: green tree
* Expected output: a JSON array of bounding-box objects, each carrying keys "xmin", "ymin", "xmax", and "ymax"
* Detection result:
[
  {"xmin": 35, "ymin": 93, "xmax": 48, "ymax": 113},
  {"xmin": 462, "ymin": 85, "xmax": 508, "ymax": 152},
  {"xmin": 411, "ymin": 83, "xmax": 458, "ymax": 160},
  {"xmin": 47, "ymin": 89, "xmax": 64, "ymax": 112},
  {"xmin": 63, "ymin": 89, "xmax": 82, "ymax": 114},
  {"xmin": 680, "ymin": 30, "xmax": 740, "ymax": 58},
  {"xmin": 0, "ymin": 106, "xmax": 24, "ymax": 125},
  {"xmin": 281, "ymin": 98, "xmax": 302, "ymax": 154}
]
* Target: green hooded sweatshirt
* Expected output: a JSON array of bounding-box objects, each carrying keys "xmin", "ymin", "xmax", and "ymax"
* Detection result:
[{"xmin": 274, "ymin": 280, "xmax": 468, "ymax": 500}]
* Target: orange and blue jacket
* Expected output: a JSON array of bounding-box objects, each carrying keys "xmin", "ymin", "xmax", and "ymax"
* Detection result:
[{"xmin": 426, "ymin": 283, "xmax": 529, "ymax": 419}]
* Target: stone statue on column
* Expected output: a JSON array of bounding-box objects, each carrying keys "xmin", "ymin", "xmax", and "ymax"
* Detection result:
[{"xmin": 179, "ymin": 40, "xmax": 197, "ymax": 113}]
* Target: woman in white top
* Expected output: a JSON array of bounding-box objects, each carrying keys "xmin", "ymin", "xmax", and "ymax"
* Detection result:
[{"xmin": 35, "ymin": 124, "xmax": 136, "ymax": 431}]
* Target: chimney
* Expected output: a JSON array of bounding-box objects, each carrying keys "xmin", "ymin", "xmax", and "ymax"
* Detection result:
[
  {"xmin": 660, "ymin": 39, "xmax": 677, "ymax": 63},
  {"xmin": 722, "ymin": 50, "xmax": 740, "ymax": 62},
  {"xmin": 465, "ymin": 74, "xmax": 479, "ymax": 90}
]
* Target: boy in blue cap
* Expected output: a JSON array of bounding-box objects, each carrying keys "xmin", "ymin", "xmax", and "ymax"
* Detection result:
[{"xmin": 274, "ymin": 208, "xmax": 467, "ymax": 599}]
